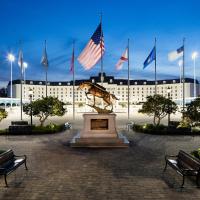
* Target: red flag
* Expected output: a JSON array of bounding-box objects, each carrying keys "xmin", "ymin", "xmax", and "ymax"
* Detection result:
[
  {"xmin": 70, "ymin": 47, "xmax": 74, "ymax": 73},
  {"xmin": 116, "ymin": 47, "xmax": 128, "ymax": 70}
]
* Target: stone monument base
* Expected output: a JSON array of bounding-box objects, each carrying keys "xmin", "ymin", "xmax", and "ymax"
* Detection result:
[{"xmin": 70, "ymin": 113, "xmax": 129, "ymax": 148}]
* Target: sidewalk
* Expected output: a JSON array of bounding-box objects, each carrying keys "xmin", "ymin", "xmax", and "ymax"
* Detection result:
[{"xmin": 0, "ymin": 130, "xmax": 199, "ymax": 199}]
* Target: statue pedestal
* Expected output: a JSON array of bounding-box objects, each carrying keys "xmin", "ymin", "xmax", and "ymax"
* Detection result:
[{"xmin": 71, "ymin": 114, "xmax": 129, "ymax": 148}]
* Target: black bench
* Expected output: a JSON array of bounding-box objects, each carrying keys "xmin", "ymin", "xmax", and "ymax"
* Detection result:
[
  {"xmin": 163, "ymin": 150, "xmax": 200, "ymax": 187},
  {"xmin": 9, "ymin": 121, "xmax": 32, "ymax": 134},
  {"xmin": 0, "ymin": 149, "xmax": 28, "ymax": 187}
]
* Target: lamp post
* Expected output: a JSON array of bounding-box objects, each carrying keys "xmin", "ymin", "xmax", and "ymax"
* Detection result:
[
  {"xmin": 28, "ymin": 89, "xmax": 33, "ymax": 126},
  {"xmin": 23, "ymin": 62, "xmax": 28, "ymax": 98},
  {"xmin": 192, "ymin": 52, "xmax": 198, "ymax": 99},
  {"xmin": 167, "ymin": 87, "xmax": 171, "ymax": 127},
  {"xmin": 23, "ymin": 62, "xmax": 28, "ymax": 83},
  {"xmin": 7, "ymin": 54, "xmax": 15, "ymax": 110}
]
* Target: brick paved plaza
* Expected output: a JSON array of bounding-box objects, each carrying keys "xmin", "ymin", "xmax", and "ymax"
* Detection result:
[{"xmin": 0, "ymin": 130, "xmax": 200, "ymax": 200}]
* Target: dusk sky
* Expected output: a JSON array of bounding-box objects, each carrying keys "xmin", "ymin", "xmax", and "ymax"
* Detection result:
[{"xmin": 0, "ymin": 0, "xmax": 200, "ymax": 87}]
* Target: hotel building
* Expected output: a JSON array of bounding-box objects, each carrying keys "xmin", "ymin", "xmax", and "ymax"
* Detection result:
[{"xmin": 7, "ymin": 73, "xmax": 199, "ymax": 105}]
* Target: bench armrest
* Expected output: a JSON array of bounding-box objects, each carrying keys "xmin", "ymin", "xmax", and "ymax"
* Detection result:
[
  {"xmin": 165, "ymin": 155, "xmax": 178, "ymax": 161},
  {"xmin": 14, "ymin": 155, "xmax": 27, "ymax": 160},
  {"xmin": 0, "ymin": 167, "xmax": 6, "ymax": 172},
  {"xmin": 182, "ymin": 169, "xmax": 197, "ymax": 174}
]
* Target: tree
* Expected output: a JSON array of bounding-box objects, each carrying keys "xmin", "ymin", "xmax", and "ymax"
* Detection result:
[
  {"xmin": 0, "ymin": 108, "xmax": 8, "ymax": 123},
  {"xmin": 138, "ymin": 94, "xmax": 177, "ymax": 126},
  {"xmin": 23, "ymin": 97, "xmax": 66, "ymax": 126},
  {"xmin": 185, "ymin": 98, "xmax": 200, "ymax": 125}
]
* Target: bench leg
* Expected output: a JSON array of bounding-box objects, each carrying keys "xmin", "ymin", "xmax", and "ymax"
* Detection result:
[
  {"xmin": 196, "ymin": 175, "xmax": 200, "ymax": 187},
  {"xmin": 4, "ymin": 175, "xmax": 8, "ymax": 187},
  {"xmin": 181, "ymin": 175, "xmax": 185, "ymax": 188},
  {"xmin": 163, "ymin": 161, "xmax": 168, "ymax": 172},
  {"xmin": 24, "ymin": 160, "xmax": 28, "ymax": 170}
]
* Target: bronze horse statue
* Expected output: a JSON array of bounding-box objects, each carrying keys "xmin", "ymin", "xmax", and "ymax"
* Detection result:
[{"xmin": 78, "ymin": 82, "xmax": 119, "ymax": 112}]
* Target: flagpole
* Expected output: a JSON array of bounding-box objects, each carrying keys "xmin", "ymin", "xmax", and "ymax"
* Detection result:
[
  {"xmin": 155, "ymin": 37, "xmax": 157, "ymax": 95},
  {"xmin": 18, "ymin": 40, "xmax": 23, "ymax": 121},
  {"xmin": 100, "ymin": 13, "xmax": 103, "ymax": 86},
  {"xmin": 72, "ymin": 41, "xmax": 75, "ymax": 121},
  {"xmin": 20, "ymin": 52, "xmax": 23, "ymax": 121},
  {"xmin": 45, "ymin": 40, "xmax": 48, "ymax": 97},
  {"xmin": 182, "ymin": 38, "xmax": 185, "ymax": 117},
  {"xmin": 127, "ymin": 39, "xmax": 130, "ymax": 120}
]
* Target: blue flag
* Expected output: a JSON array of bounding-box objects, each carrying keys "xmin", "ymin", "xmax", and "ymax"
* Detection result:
[{"xmin": 143, "ymin": 46, "xmax": 156, "ymax": 69}]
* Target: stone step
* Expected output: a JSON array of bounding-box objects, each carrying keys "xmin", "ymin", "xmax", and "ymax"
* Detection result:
[{"xmin": 71, "ymin": 137, "xmax": 129, "ymax": 148}]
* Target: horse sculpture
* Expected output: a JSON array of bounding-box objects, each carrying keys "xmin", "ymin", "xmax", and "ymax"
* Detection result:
[{"xmin": 78, "ymin": 82, "xmax": 119, "ymax": 113}]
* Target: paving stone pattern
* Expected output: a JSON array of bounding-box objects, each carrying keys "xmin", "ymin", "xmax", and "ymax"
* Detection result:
[{"xmin": 0, "ymin": 130, "xmax": 200, "ymax": 199}]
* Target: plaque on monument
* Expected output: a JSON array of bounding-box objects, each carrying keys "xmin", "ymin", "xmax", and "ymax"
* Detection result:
[{"xmin": 91, "ymin": 119, "xmax": 108, "ymax": 130}]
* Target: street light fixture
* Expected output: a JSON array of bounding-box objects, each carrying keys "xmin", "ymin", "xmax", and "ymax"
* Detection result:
[
  {"xmin": 192, "ymin": 52, "xmax": 198, "ymax": 99},
  {"xmin": 167, "ymin": 87, "xmax": 171, "ymax": 127},
  {"xmin": 28, "ymin": 89, "xmax": 33, "ymax": 126},
  {"xmin": 7, "ymin": 53, "xmax": 15, "ymax": 109}
]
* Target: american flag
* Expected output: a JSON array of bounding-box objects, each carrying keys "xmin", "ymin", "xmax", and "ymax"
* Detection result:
[
  {"xmin": 78, "ymin": 23, "xmax": 105, "ymax": 70},
  {"xmin": 116, "ymin": 47, "xmax": 128, "ymax": 70}
]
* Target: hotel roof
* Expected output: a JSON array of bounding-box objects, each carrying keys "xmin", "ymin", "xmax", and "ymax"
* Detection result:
[{"xmin": 8, "ymin": 73, "xmax": 199, "ymax": 86}]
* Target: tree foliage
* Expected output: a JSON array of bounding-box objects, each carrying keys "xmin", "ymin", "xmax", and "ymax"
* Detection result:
[
  {"xmin": 0, "ymin": 108, "xmax": 8, "ymax": 123},
  {"xmin": 138, "ymin": 94, "xmax": 178, "ymax": 126},
  {"xmin": 23, "ymin": 97, "xmax": 66, "ymax": 126},
  {"xmin": 185, "ymin": 98, "xmax": 200, "ymax": 124}
]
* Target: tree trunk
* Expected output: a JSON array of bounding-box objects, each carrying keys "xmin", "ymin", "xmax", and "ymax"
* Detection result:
[
  {"xmin": 153, "ymin": 114, "xmax": 156, "ymax": 125},
  {"xmin": 157, "ymin": 118, "xmax": 161, "ymax": 126}
]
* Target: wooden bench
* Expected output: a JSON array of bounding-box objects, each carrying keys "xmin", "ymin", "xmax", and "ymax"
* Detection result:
[
  {"xmin": 163, "ymin": 150, "xmax": 200, "ymax": 187},
  {"xmin": 0, "ymin": 149, "xmax": 28, "ymax": 187}
]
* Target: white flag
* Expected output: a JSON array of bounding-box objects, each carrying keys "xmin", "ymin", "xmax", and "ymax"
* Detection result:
[
  {"xmin": 18, "ymin": 50, "xmax": 23, "ymax": 67},
  {"xmin": 116, "ymin": 48, "xmax": 128, "ymax": 70},
  {"xmin": 168, "ymin": 46, "xmax": 184, "ymax": 62},
  {"xmin": 41, "ymin": 41, "xmax": 49, "ymax": 67}
]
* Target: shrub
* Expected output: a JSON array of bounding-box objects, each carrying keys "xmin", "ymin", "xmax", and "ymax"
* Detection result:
[
  {"xmin": 31, "ymin": 123, "xmax": 65, "ymax": 134},
  {"xmin": 133, "ymin": 123, "xmax": 167, "ymax": 134},
  {"xmin": 0, "ymin": 108, "xmax": 8, "ymax": 123},
  {"xmin": 191, "ymin": 148, "xmax": 200, "ymax": 160}
]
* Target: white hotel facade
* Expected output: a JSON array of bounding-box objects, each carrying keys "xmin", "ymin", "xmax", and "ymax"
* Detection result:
[{"xmin": 7, "ymin": 73, "xmax": 199, "ymax": 106}]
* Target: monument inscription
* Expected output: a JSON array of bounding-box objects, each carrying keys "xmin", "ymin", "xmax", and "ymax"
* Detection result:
[{"xmin": 91, "ymin": 119, "xmax": 108, "ymax": 130}]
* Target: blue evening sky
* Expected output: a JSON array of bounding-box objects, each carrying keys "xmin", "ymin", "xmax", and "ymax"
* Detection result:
[{"xmin": 0, "ymin": 0, "xmax": 200, "ymax": 87}]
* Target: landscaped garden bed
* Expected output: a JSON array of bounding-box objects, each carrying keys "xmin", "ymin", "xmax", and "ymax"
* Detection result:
[
  {"xmin": 132, "ymin": 123, "xmax": 199, "ymax": 135},
  {"xmin": 0, "ymin": 123, "xmax": 67, "ymax": 135}
]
